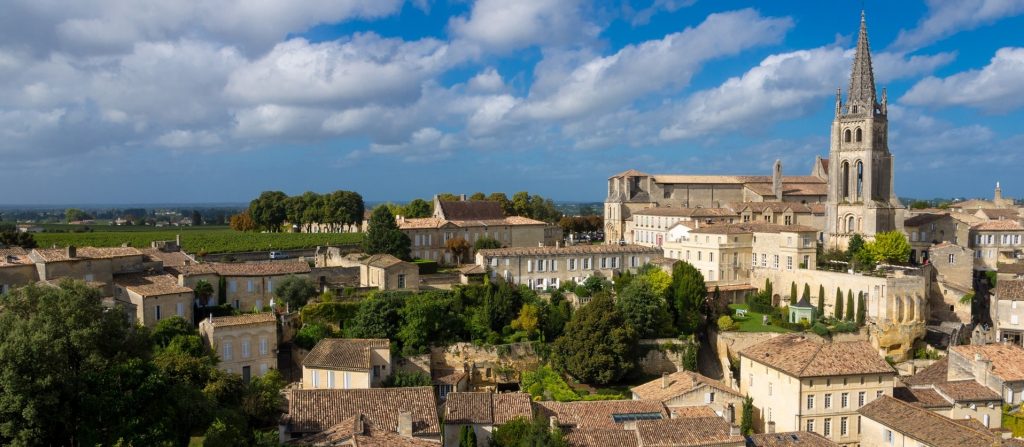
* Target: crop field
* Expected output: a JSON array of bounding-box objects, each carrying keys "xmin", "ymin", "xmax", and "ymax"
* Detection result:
[{"xmin": 33, "ymin": 228, "xmax": 363, "ymax": 254}]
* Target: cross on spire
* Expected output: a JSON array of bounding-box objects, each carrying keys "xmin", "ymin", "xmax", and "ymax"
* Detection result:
[{"xmin": 847, "ymin": 10, "xmax": 877, "ymax": 111}]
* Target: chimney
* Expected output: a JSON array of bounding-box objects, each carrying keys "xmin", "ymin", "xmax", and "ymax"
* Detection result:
[
  {"xmin": 662, "ymin": 372, "xmax": 670, "ymax": 389},
  {"xmin": 555, "ymin": 240, "xmax": 563, "ymax": 249},
  {"xmin": 725, "ymin": 403, "xmax": 735, "ymax": 424},
  {"xmin": 767, "ymin": 421, "xmax": 776, "ymax": 434},
  {"xmin": 908, "ymin": 363, "xmax": 917, "ymax": 376},
  {"xmin": 66, "ymin": 245, "xmax": 76, "ymax": 259},
  {"xmin": 355, "ymin": 414, "xmax": 364, "ymax": 435},
  {"xmin": 772, "ymin": 159, "xmax": 783, "ymax": 201},
  {"xmin": 460, "ymin": 194, "xmax": 467, "ymax": 201},
  {"xmin": 207, "ymin": 314, "xmax": 213, "ymax": 324},
  {"xmin": 397, "ymin": 411, "xmax": 413, "ymax": 437},
  {"xmin": 549, "ymin": 416, "xmax": 559, "ymax": 430},
  {"xmin": 730, "ymin": 425, "xmax": 740, "ymax": 437}
]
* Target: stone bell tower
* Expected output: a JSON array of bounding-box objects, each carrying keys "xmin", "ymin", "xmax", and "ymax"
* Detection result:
[{"xmin": 825, "ymin": 11, "xmax": 901, "ymax": 249}]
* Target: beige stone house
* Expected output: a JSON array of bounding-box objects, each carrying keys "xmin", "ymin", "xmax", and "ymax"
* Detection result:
[
  {"xmin": 903, "ymin": 213, "xmax": 971, "ymax": 264},
  {"xmin": 628, "ymin": 207, "xmax": 738, "ymax": 247},
  {"xmin": 734, "ymin": 202, "xmax": 826, "ymax": 230},
  {"xmin": 739, "ymin": 334, "xmax": 896, "ymax": 446},
  {"xmin": 474, "ymin": 244, "xmax": 662, "ymax": 290},
  {"xmin": 630, "ymin": 370, "xmax": 743, "ymax": 420},
  {"xmin": 280, "ymin": 387, "xmax": 441, "ymax": 444},
  {"xmin": 858, "ymin": 395, "xmax": 1013, "ymax": 447},
  {"xmin": 211, "ymin": 260, "xmax": 311, "ymax": 311},
  {"xmin": 113, "ymin": 273, "xmax": 194, "ymax": 327},
  {"xmin": 0, "ymin": 248, "xmax": 39, "ymax": 294},
  {"xmin": 993, "ymin": 279, "xmax": 1024, "ymax": 345},
  {"xmin": 927, "ymin": 242, "xmax": 974, "ymax": 322},
  {"xmin": 442, "ymin": 392, "xmax": 532, "ymax": 447},
  {"xmin": 948, "ymin": 344, "xmax": 1024, "ymax": 406},
  {"xmin": 29, "ymin": 246, "xmax": 153, "ymax": 296},
  {"xmin": 359, "ymin": 254, "xmax": 418, "ymax": 290},
  {"xmin": 168, "ymin": 263, "xmax": 221, "ymax": 307},
  {"xmin": 662, "ymin": 223, "xmax": 819, "ymax": 287},
  {"xmin": 199, "ymin": 312, "xmax": 278, "ymax": 381},
  {"xmin": 747, "ymin": 432, "xmax": 838, "ymax": 447},
  {"xmin": 302, "ymin": 338, "xmax": 391, "ymax": 389},
  {"xmin": 896, "ymin": 358, "xmax": 1002, "ymax": 428},
  {"xmin": 970, "ymin": 220, "xmax": 1024, "ymax": 270}
]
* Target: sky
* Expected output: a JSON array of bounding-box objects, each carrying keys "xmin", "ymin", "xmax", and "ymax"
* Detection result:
[{"xmin": 2, "ymin": 0, "xmax": 1024, "ymax": 205}]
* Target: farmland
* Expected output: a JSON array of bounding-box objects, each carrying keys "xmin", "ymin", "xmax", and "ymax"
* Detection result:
[{"xmin": 32, "ymin": 227, "xmax": 363, "ymax": 254}]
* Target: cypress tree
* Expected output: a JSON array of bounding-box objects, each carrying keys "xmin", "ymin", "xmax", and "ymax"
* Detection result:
[
  {"xmin": 802, "ymin": 284, "xmax": 811, "ymax": 303},
  {"xmin": 740, "ymin": 396, "xmax": 754, "ymax": 435},
  {"xmin": 817, "ymin": 285, "xmax": 825, "ymax": 314},
  {"xmin": 363, "ymin": 206, "xmax": 412, "ymax": 260},
  {"xmin": 790, "ymin": 282, "xmax": 798, "ymax": 305},
  {"xmin": 834, "ymin": 287, "xmax": 844, "ymax": 319},
  {"xmin": 856, "ymin": 292, "xmax": 867, "ymax": 326},
  {"xmin": 846, "ymin": 290, "xmax": 855, "ymax": 321}
]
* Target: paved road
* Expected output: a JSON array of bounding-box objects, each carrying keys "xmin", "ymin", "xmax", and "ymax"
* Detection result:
[{"xmin": 697, "ymin": 330, "xmax": 725, "ymax": 380}]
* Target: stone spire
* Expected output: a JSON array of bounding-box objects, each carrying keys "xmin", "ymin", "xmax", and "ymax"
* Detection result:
[{"xmin": 847, "ymin": 10, "xmax": 877, "ymax": 111}]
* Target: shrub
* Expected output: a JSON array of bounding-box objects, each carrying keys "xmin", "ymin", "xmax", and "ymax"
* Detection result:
[
  {"xmin": 747, "ymin": 291, "xmax": 774, "ymax": 314},
  {"xmin": 413, "ymin": 259, "xmax": 439, "ymax": 274},
  {"xmin": 717, "ymin": 315, "xmax": 738, "ymax": 331},
  {"xmin": 382, "ymin": 370, "xmax": 432, "ymax": 387},
  {"xmin": 811, "ymin": 322, "xmax": 830, "ymax": 337},
  {"xmin": 295, "ymin": 323, "xmax": 333, "ymax": 350},
  {"xmin": 833, "ymin": 321, "xmax": 858, "ymax": 333}
]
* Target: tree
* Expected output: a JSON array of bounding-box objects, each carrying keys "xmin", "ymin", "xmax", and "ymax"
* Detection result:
[
  {"xmin": 857, "ymin": 292, "xmax": 867, "ymax": 326},
  {"xmin": 191, "ymin": 210, "xmax": 203, "ymax": 226},
  {"xmin": 153, "ymin": 316, "xmax": 195, "ymax": 348},
  {"xmin": 473, "ymin": 236, "xmax": 502, "ymax": 251},
  {"xmin": 740, "ymin": 396, "xmax": 754, "ymax": 435},
  {"xmin": 511, "ymin": 303, "xmax": 540, "ymax": 339},
  {"xmin": 669, "ymin": 261, "xmax": 706, "ymax": 334},
  {"xmin": 847, "ymin": 233, "xmax": 866, "ymax": 258},
  {"xmin": 398, "ymin": 292, "xmax": 460, "ymax": 355},
  {"xmin": 346, "ymin": 293, "xmax": 404, "ymax": 340},
  {"xmin": 552, "ymin": 294, "xmax": 637, "ymax": 385},
  {"xmin": 403, "ymin": 199, "xmax": 432, "ymax": 218},
  {"xmin": 866, "ymin": 231, "xmax": 912, "ymax": 265},
  {"xmin": 802, "ymin": 284, "xmax": 811, "ymax": 304},
  {"xmin": 845, "ymin": 290, "xmax": 855, "ymax": 321},
  {"xmin": 382, "ymin": 370, "xmax": 432, "ymax": 387},
  {"xmin": 459, "ymin": 425, "xmax": 478, "ymax": 447},
  {"xmin": 616, "ymin": 278, "xmax": 676, "ymax": 338},
  {"xmin": 295, "ymin": 323, "xmax": 332, "ymax": 350},
  {"xmin": 834, "ymin": 287, "xmax": 844, "ymax": 320},
  {"xmin": 641, "ymin": 267, "xmax": 672, "ymax": 297},
  {"xmin": 0, "ymin": 229, "xmax": 36, "ymax": 248},
  {"xmin": 65, "ymin": 208, "xmax": 92, "ymax": 222},
  {"xmin": 488, "ymin": 193, "xmax": 513, "ymax": 215},
  {"xmin": 229, "ymin": 209, "xmax": 257, "ymax": 232},
  {"xmin": 203, "ymin": 416, "xmax": 246, "ymax": 447},
  {"xmin": 248, "ymin": 191, "xmax": 288, "ymax": 231},
  {"xmin": 491, "ymin": 416, "xmax": 567, "ymax": 447},
  {"xmin": 541, "ymin": 292, "xmax": 572, "ymax": 341},
  {"xmin": 363, "ymin": 206, "xmax": 412, "ymax": 260},
  {"xmin": 445, "ymin": 237, "xmax": 472, "ymax": 264},
  {"xmin": 790, "ymin": 282, "xmax": 798, "ymax": 305},
  {"xmin": 194, "ymin": 279, "xmax": 214, "ymax": 307},
  {"xmin": 241, "ymin": 370, "xmax": 286, "ymax": 428},
  {"xmin": 817, "ymin": 285, "xmax": 826, "ymax": 314},
  {"xmin": 274, "ymin": 275, "xmax": 318, "ymax": 310}
]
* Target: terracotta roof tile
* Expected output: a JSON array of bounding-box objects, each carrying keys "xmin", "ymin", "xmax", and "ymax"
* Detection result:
[
  {"xmin": 998, "ymin": 263, "xmax": 1024, "ymax": 276},
  {"xmin": 212, "ymin": 260, "xmax": 311, "ymax": 277},
  {"xmin": 32, "ymin": 246, "xmax": 143, "ymax": 262},
  {"xmin": 690, "ymin": 223, "xmax": 819, "ymax": 235},
  {"xmin": 140, "ymin": 248, "xmax": 194, "ymax": 267},
  {"xmin": 443, "ymin": 392, "xmax": 532, "ymax": 425},
  {"xmin": 747, "ymin": 431, "xmax": 838, "ymax": 447},
  {"xmin": 893, "ymin": 386, "xmax": 950, "ymax": 408},
  {"xmin": 934, "ymin": 380, "xmax": 1001, "ymax": 402},
  {"xmin": 669, "ymin": 406, "xmax": 720, "ymax": 418},
  {"xmin": 285, "ymin": 387, "xmax": 439, "ymax": 436},
  {"xmin": 904, "ymin": 213, "xmax": 949, "ymax": 227},
  {"xmin": 563, "ymin": 428, "xmax": 639, "ymax": 447},
  {"xmin": 630, "ymin": 371, "xmax": 741, "ymax": 403},
  {"xmin": 303, "ymin": 338, "xmax": 389, "ymax": 371},
  {"xmin": 950, "ymin": 344, "xmax": 1024, "ymax": 381},
  {"xmin": 207, "ymin": 312, "xmax": 277, "ymax": 328},
  {"xmin": 476, "ymin": 244, "xmax": 661, "ymax": 258},
  {"xmin": 902, "ymin": 358, "xmax": 949, "ymax": 386},
  {"xmin": 361, "ymin": 254, "xmax": 406, "ymax": 268},
  {"xmin": 996, "ymin": 279, "xmax": 1024, "ymax": 301},
  {"xmin": 535, "ymin": 400, "xmax": 667, "ymax": 430},
  {"xmin": 114, "ymin": 273, "xmax": 193, "ymax": 297},
  {"xmin": 972, "ymin": 220, "xmax": 1024, "ymax": 231},
  {"xmin": 431, "ymin": 369, "xmax": 466, "ymax": 386},
  {"xmin": 437, "ymin": 200, "xmax": 505, "ymax": 221},
  {"xmin": 635, "ymin": 416, "xmax": 744, "ymax": 447},
  {"xmin": 739, "ymin": 334, "xmax": 895, "ymax": 378},
  {"xmin": 858, "ymin": 396, "xmax": 999, "ymax": 447}
]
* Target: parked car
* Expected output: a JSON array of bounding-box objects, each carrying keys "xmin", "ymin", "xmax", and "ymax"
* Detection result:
[{"xmin": 269, "ymin": 251, "xmax": 288, "ymax": 260}]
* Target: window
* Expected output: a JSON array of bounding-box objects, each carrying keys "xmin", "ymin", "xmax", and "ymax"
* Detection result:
[
  {"xmin": 824, "ymin": 393, "xmax": 832, "ymax": 409},
  {"xmin": 398, "ymin": 274, "xmax": 406, "ymax": 289},
  {"xmin": 766, "ymin": 407, "xmax": 772, "ymax": 422},
  {"xmin": 267, "ymin": 279, "xmax": 273, "ymax": 292},
  {"xmin": 768, "ymin": 382, "xmax": 773, "ymax": 396},
  {"xmin": 260, "ymin": 337, "xmax": 268, "ymax": 356},
  {"xmin": 327, "ymin": 371, "xmax": 335, "ymax": 388},
  {"xmin": 176, "ymin": 302, "xmax": 184, "ymax": 317},
  {"xmin": 823, "ymin": 418, "xmax": 831, "ymax": 436},
  {"xmin": 787, "ymin": 256, "xmax": 793, "ymax": 270},
  {"xmin": 844, "ymin": 129, "xmax": 852, "ymax": 142},
  {"xmin": 155, "ymin": 305, "xmax": 161, "ymax": 321},
  {"xmin": 884, "ymin": 429, "xmax": 893, "ymax": 443},
  {"xmin": 569, "ymin": 259, "xmax": 576, "ymax": 270},
  {"xmin": 698, "ymin": 252, "xmax": 702, "ymax": 261},
  {"xmin": 311, "ymin": 370, "xmax": 318, "ymax": 387},
  {"xmin": 841, "ymin": 392, "xmax": 849, "ymax": 408},
  {"xmin": 773, "ymin": 255, "xmax": 779, "ymax": 269},
  {"xmin": 840, "ymin": 417, "xmax": 848, "ymax": 436},
  {"xmin": 761, "ymin": 254, "xmax": 767, "ymax": 267},
  {"xmin": 343, "ymin": 372, "xmax": 351, "ymax": 389},
  {"xmin": 242, "ymin": 340, "xmax": 250, "ymax": 358},
  {"xmin": 807, "ymin": 395, "xmax": 815, "ymax": 410},
  {"xmin": 255, "ymin": 299, "xmax": 262, "ymax": 310},
  {"xmin": 600, "ymin": 257, "xmax": 607, "ymax": 269},
  {"xmin": 876, "ymin": 390, "xmax": 884, "ymax": 398},
  {"xmin": 224, "ymin": 342, "xmax": 233, "ymax": 361},
  {"xmin": 807, "ymin": 419, "xmax": 815, "ymax": 433},
  {"xmin": 858, "ymin": 391, "xmax": 866, "ymax": 407},
  {"xmin": 949, "ymin": 253, "xmax": 955, "ymax": 264},
  {"xmin": 260, "ymin": 364, "xmax": 268, "ymax": 375},
  {"xmin": 984, "ymin": 414, "xmax": 990, "ymax": 427},
  {"xmin": 749, "ymin": 374, "xmax": 753, "ymax": 387},
  {"xmin": 752, "ymin": 253, "xmax": 757, "ymax": 267},
  {"xmin": 247, "ymin": 279, "xmax": 254, "ymax": 292}
]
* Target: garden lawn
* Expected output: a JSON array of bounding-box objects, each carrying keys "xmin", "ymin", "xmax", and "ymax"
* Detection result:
[
  {"xmin": 726, "ymin": 304, "xmax": 793, "ymax": 333},
  {"xmin": 33, "ymin": 229, "xmax": 363, "ymax": 254}
]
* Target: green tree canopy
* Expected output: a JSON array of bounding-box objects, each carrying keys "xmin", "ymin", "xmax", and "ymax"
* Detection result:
[
  {"xmin": 552, "ymin": 294, "xmax": 638, "ymax": 385},
  {"xmin": 669, "ymin": 261, "xmax": 706, "ymax": 334},
  {"xmin": 274, "ymin": 275, "xmax": 318, "ymax": 310},
  {"xmin": 473, "ymin": 236, "xmax": 503, "ymax": 251},
  {"xmin": 865, "ymin": 231, "xmax": 912, "ymax": 265},
  {"xmin": 845, "ymin": 290, "xmax": 855, "ymax": 321},
  {"xmin": 346, "ymin": 293, "xmax": 405, "ymax": 340},
  {"xmin": 363, "ymin": 206, "xmax": 412, "ymax": 260},
  {"xmin": 248, "ymin": 191, "xmax": 288, "ymax": 231},
  {"xmin": 616, "ymin": 278, "xmax": 676, "ymax": 338},
  {"xmin": 403, "ymin": 198, "xmax": 432, "ymax": 218},
  {"xmin": 490, "ymin": 416, "xmax": 567, "ymax": 447},
  {"xmin": 834, "ymin": 287, "xmax": 844, "ymax": 320}
]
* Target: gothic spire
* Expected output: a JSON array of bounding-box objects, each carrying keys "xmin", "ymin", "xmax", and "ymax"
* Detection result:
[{"xmin": 847, "ymin": 10, "xmax": 877, "ymax": 109}]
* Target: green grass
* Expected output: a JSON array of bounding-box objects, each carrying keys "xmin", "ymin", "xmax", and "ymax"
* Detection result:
[
  {"xmin": 727, "ymin": 304, "xmax": 793, "ymax": 333},
  {"xmin": 33, "ymin": 229, "xmax": 363, "ymax": 254}
]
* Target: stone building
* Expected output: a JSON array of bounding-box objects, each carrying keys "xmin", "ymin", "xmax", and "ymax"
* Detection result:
[
  {"xmin": 302, "ymin": 338, "xmax": 392, "ymax": 389},
  {"xmin": 858, "ymin": 395, "xmax": 1011, "ymax": 447},
  {"xmin": 947, "ymin": 344, "xmax": 1024, "ymax": 406},
  {"xmin": 113, "ymin": 273, "xmax": 194, "ymax": 327},
  {"xmin": 358, "ymin": 254, "xmax": 419, "ymax": 291},
  {"xmin": 969, "ymin": 220, "xmax": 1024, "ymax": 270},
  {"xmin": 0, "ymin": 248, "xmax": 38, "ymax": 294},
  {"xmin": 474, "ymin": 244, "xmax": 662, "ymax": 290},
  {"xmin": 628, "ymin": 207, "xmax": 738, "ymax": 247},
  {"xmin": 280, "ymin": 387, "xmax": 441, "ymax": 444},
  {"xmin": 630, "ymin": 370, "xmax": 743, "ymax": 420},
  {"xmin": 903, "ymin": 213, "xmax": 971, "ymax": 264},
  {"xmin": 927, "ymin": 243, "xmax": 975, "ymax": 322},
  {"xmin": 199, "ymin": 313, "xmax": 278, "ymax": 381},
  {"xmin": 896, "ymin": 357, "xmax": 1003, "ymax": 428},
  {"xmin": 739, "ymin": 334, "xmax": 897, "ymax": 446},
  {"xmin": 993, "ymin": 279, "xmax": 1024, "ymax": 345},
  {"xmin": 441, "ymin": 392, "xmax": 532, "ymax": 447},
  {"xmin": 29, "ymin": 246, "xmax": 154, "ymax": 296},
  {"xmin": 210, "ymin": 260, "xmax": 311, "ymax": 311}
]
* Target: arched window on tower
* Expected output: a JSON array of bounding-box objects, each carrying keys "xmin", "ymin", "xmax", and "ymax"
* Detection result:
[
  {"xmin": 847, "ymin": 216, "xmax": 855, "ymax": 234},
  {"xmin": 841, "ymin": 162, "xmax": 850, "ymax": 200},
  {"xmin": 844, "ymin": 129, "xmax": 852, "ymax": 143},
  {"xmin": 856, "ymin": 161, "xmax": 864, "ymax": 199},
  {"xmin": 856, "ymin": 128, "xmax": 863, "ymax": 142}
]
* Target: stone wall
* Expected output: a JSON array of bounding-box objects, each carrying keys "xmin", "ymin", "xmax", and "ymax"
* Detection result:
[{"xmin": 635, "ymin": 338, "xmax": 691, "ymax": 375}]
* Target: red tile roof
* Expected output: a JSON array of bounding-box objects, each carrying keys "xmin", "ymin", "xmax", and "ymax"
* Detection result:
[
  {"xmin": 303, "ymin": 338, "xmax": 389, "ymax": 371},
  {"xmin": 740, "ymin": 334, "xmax": 895, "ymax": 378},
  {"xmin": 285, "ymin": 387, "xmax": 439, "ymax": 437}
]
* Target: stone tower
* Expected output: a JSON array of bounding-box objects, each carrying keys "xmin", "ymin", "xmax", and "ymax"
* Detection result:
[{"xmin": 826, "ymin": 11, "xmax": 901, "ymax": 249}]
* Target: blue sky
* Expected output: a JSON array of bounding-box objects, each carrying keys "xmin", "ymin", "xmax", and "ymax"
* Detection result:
[{"xmin": 2, "ymin": 0, "xmax": 1024, "ymax": 205}]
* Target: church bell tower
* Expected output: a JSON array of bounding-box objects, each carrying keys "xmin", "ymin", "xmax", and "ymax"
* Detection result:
[{"xmin": 826, "ymin": 11, "xmax": 901, "ymax": 249}]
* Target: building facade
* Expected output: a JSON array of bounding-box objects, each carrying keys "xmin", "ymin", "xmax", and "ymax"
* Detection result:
[
  {"xmin": 199, "ymin": 313, "xmax": 278, "ymax": 381},
  {"xmin": 301, "ymin": 338, "xmax": 392, "ymax": 390},
  {"xmin": 475, "ymin": 244, "xmax": 662, "ymax": 291},
  {"xmin": 113, "ymin": 273, "xmax": 194, "ymax": 327}
]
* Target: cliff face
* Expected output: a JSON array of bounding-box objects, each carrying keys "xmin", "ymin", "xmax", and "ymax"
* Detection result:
[{"xmin": 871, "ymin": 319, "xmax": 926, "ymax": 362}]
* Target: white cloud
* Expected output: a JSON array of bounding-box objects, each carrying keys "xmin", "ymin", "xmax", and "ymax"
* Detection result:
[
  {"xmin": 368, "ymin": 127, "xmax": 457, "ymax": 162},
  {"xmin": 449, "ymin": 0, "xmax": 600, "ymax": 55},
  {"xmin": 467, "ymin": 67, "xmax": 506, "ymax": 93},
  {"xmin": 155, "ymin": 129, "xmax": 223, "ymax": 148},
  {"xmin": 225, "ymin": 35, "xmax": 451, "ymax": 107},
  {"xmin": 890, "ymin": 0, "xmax": 1024, "ymax": 51},
  {"xmin": 625, "ymin": 0, "xmax": 697, "ymax": 26},
  {"xmin": 515, "ymin": 9, "xmax": 794, "ymax": 121},
  {"xmin": 901, "ymin": 47, "xmax": 1024, "ymax": 113},
  {"xmin": 660, "ymin": 46, "xmax": 955, "ymax": 140}
]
